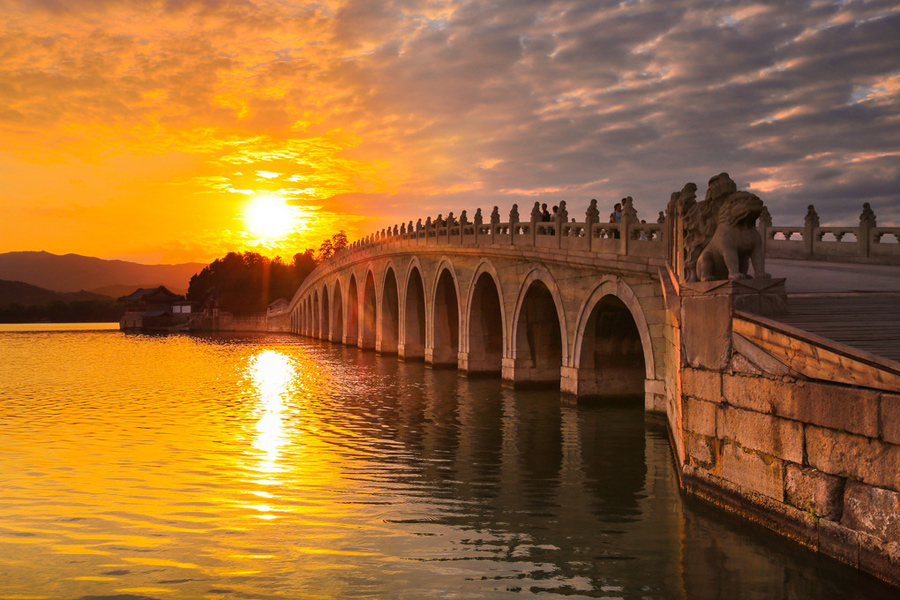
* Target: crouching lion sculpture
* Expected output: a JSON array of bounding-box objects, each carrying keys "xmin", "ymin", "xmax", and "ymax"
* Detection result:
[{"xmin": 678, "ymin": 173, "xmax": 771, "ymax": 282}]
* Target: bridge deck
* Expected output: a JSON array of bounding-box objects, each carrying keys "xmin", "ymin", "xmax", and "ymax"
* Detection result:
[
  {"xmin": 779, "ymin": 293, "xmax": 900, "ymax": 363},
  {"xmin": 767, "ymin": 259, "xmax": 900, "ymax": 363}
]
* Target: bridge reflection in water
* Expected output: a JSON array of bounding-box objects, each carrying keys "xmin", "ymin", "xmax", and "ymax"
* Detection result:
[{"xmin": 1, "ymin": 327, "xmax": 896, "ymax": 598}]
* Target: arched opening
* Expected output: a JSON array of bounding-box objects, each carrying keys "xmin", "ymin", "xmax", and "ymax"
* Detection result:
[
  {"xmin": 332, "ymin": 281, "xmax": 344, "ymax": 343},
  {"xmin": 347, "ymin": 275, "xmax": 359, "ymax": 345},
  {"xmin": 305, "ymin": 298, "xmax": 312, "ymax": 337},
  {"xmin": 513, "ymin": 280, "xmax": 563, "ymax": 386},
  {"xmin": 466, "ymin": 272, "xmax": 503, "ymax": 375},
  {"xmin": 361, "ymin": 271, "xmax": 377, "ymax": 350},
  {"xmin": 321, "ymin": 285, "xmax": 331, "ymax": 342},
  {"xmin": 380, "ymin": 268, "xmax": 399, "ymax": 355},
  {"xmin": 431, "ymin": 268, "xmax": 459, "ymax": 367},
  {"xmin": 577, "ymin": 295, "xmax": 645, "ymax": 398},
  {"xmin": 402, "ymin": 268, "xmax": 426, "ymax": 361},
  {"xmin": 312, "ymin": 292, "xmax": 320, "ymax": 339}
]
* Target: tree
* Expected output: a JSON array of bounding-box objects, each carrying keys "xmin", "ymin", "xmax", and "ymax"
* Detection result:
[
  {"xmin": 318, "ymin": 239, "xmax": 334, "ymax": 261},
  {"xmin": 187, "ymin": 248, "xmax": 320, "ymax": 316},
  {"xmin": 332, "ymin": 230, "xmax": 348, "ymax": 253}
]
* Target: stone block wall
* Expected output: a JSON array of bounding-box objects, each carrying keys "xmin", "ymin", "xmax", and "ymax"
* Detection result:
[{"xmin": 679, "ymin": 365, "xmax": 900, "ymax": 585}]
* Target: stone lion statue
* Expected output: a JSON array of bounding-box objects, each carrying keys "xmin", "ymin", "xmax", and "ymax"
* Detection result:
[{"xmin": 680, "ymin": 173, "xmax": 770, "ymax": 282}]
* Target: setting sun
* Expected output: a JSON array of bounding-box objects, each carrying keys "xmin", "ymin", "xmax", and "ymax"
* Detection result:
[{"xmin": 245, "ymin": 195, "xmax": 297, "ymax": 240}]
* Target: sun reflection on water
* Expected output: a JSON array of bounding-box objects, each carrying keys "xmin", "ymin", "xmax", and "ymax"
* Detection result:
[{"xmin": 248, "ymin": 350, "xmax": 293, "ymax": 475}]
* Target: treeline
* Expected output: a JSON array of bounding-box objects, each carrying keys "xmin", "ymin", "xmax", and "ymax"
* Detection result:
[
  {"xmin": 0, "ymin": 299, "xmax": 124, "ymax": 323},
  {"xmin": 186, "ymin": 231, "xmax": 350, "ymax": 316}
]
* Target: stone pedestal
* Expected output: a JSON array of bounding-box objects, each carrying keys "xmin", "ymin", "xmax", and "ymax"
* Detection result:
[
  {"xmin": 459, "ymin": 351, "xmax": 501, "ymax": 376},
  {"xmin": 426, "ymin": 346, "xmax": 457, "ymax": 368},
  {"xmin": 397, "ymin": 342, "xmax": 424, "ymax": 361},
  {"xmin": 375, "ymin": 340, "xmax": 398, "ymax": 355},
  {"xmin": 681, "ymin": 278, "xmax": 786, "ymax": 370},
  {"xmin": 501, "ymin": 356, "xmax": 560, "ymax": 388}
]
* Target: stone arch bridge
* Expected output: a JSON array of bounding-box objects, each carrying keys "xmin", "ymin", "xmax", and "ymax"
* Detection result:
[
  {"xmin": 276, "ymin": 183, "xmax": 900, "ymax": 588},
  {"xmin": 290, "ymin": 209, "xmax": 669, "ymax": 408}
]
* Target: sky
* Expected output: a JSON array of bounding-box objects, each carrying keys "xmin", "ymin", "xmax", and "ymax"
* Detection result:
[{"xmin": 1, "ymin": 0, "xmax": 898, "ymax": 265}]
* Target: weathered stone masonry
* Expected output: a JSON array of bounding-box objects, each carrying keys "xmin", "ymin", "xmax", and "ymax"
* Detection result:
[{"xmin": 275, "ymin": 175, "xmax": 900, "ymax": 587}]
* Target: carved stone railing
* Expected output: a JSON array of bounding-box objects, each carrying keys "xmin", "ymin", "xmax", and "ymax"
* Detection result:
[
  {"xmin": 761, "ymin": 203, "xmax": 900, "ymax": 265},
  {"xmin": 343, "ymin": 199, "xmax": 667, "ymax": 265}
]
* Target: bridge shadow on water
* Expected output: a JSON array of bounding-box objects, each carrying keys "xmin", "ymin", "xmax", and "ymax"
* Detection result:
[{"xmin": 310, "ymin": 338, "xmax": 897, "ymax": 600}]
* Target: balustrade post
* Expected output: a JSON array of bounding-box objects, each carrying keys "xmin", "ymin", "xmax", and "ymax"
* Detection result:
[
  {"xmin": 620, "ymin": 213, "xmax": 632, "ymax": 256},
  {"xmin": 758, "ymin": 206, "xmax": 772, "ymax": 257},
  {"xmin": 585, "ymin": 199, "xmax": 599, "ymax": 253},
  {"xmin": 859, "ymin": 203, "xmax": 876, "ymax": 258},
  {"xmin": 530, "ymin": 202, "xmax": 541, "ymax": 246},
  {"xmin": 557, "ymin": 201, "xmax": 568, "ymax": 249},
  {"xmin": 490, "ymin": 206, "xmax": 500, "ymax": 245},
  {"xmin": 509, "ymin": 204, "xmax": 520, "ymax": 245},
  {"xmin": 804, "ymin": 205, "xmax": 819, "ymax": 257}
]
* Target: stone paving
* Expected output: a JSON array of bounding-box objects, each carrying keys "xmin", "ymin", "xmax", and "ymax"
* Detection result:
[{"xmin": 767, "ymin": 258, "xmax": 900, "ymax": 363}]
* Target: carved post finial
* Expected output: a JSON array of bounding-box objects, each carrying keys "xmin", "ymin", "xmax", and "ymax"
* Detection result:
[
  {"xmin": 509, "ymin": 204, "xmax": 519, "ymax": 225},
  {"xmin": 459, "ymin": 210, "xmax": 468, "ymax": 226},
  {"xmin": 759, "ymin": 206, "xmax": 772, "ymax": 228},
  {"xmin": 416, "ymin": 218, "xmax": 423, "ymax": 232},
  {"xmin": 860, "ymin": 202, "xmax": 877, "ymax": 227},
  {"xmin": 490, "ymin": 206, "xmax": 500, "ymax": 226},
  {"xmin": 474, "ymin": 208, "xmax": 483, "ymax": 227},
  {"xmin": 622, "ymin": 196, "xmax": 638, "ymax": 220},
  {"xmin": 805, "ymin": 204, "xmax": 820, "ymax": 228},
  {"xmin": 657, "ymin": 210, "xmax": 666, "ymax": 225},
  {"xmin": 400, "ymin": 223, "xmax": 406, "ymax": 235},
  {"xmin": 447, "ymin": 212, "xmax": 456, "ymax": 227},
  {"xmin": 585, "ymin": 199, "xmax": 599, "ymax": 225},
  {"xmin": 557, "ymin": 200, "xmax": 568, "ymax": 224},
  {"xmin": 530, "ymin": 201, "xmax": 541, "ymax": 223}
]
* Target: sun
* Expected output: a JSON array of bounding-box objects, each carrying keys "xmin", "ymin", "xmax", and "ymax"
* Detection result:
[{"xmin": 245, "ymin": 195, "xmax": 297, "ymax": 240}]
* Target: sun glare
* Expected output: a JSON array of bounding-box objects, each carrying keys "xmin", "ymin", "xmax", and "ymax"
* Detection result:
[{"xmin": 245, "ymin": 195, "xmax": 297, "ymax": 240}]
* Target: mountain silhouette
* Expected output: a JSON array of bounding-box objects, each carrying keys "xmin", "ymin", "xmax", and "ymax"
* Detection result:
[
  {"xmin": 0, "ymin": 251, "xmax": 204, "ymax": 295},
  {"xmin": 0, "ymin": 280, "xmax": 113, "ymax": 305}
]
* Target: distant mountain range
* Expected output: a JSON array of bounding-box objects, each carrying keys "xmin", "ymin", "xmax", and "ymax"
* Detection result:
[
  {"xmin": 0, "ymin": 251, "xmax": 205, "ymax": 296},
  {"xmin": 0, "ymin": 280, "xmax": 114, "ymax": 305}
]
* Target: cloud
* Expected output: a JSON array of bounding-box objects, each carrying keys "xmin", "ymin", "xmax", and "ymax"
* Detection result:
[{"xmin": 1, "ymin": 0, "xmax": 899, "ymax": 262}]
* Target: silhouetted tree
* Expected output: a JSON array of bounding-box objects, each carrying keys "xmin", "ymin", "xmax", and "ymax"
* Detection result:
[
  {"xmin": 318, "ymin": 239, "xmax": 334, "ymax": 261},
  {"xmin": 187, "ymin": 249, "xmax": 320, "ymax": 316},
  {"xmin": 332, "ymin": 230, "xmax": 348, "ymax": 253}
]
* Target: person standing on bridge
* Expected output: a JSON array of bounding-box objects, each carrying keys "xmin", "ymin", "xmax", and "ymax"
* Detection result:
[
  {"xmin": 541, "ymin": 203, "xmax": 551, "ymax": 222},
  {"xmin": 610, "ymin": 202, "xmax": 622, "ymax": 238}
]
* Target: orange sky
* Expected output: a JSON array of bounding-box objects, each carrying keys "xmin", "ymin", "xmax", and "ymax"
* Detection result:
[{"xmin": 2, "ymin": 1, "xmax": 898, "ymax": 264}]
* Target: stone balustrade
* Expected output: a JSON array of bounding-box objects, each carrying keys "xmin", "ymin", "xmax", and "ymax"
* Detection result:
[
  {"xmin": 762, "ymin": 202, "xmax": 900, "ymax": 265},
  {"xmin": 345, "ymin": 200, "xmax": 666, "ymax": 262},
  {"xmin": 342, "ymin": 200, "xmax": 896, "ymax": 268}
]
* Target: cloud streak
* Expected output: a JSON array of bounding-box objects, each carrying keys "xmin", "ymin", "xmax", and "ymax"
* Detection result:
[{"xmin": 1, "ymin": 0, "xmax": 898, "ymax": 261}]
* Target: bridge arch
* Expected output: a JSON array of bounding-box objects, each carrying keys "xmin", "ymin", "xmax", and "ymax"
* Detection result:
[
  {"xmin": 568, "ymin": 277, "xmax": 656, "ymax": 399},
  {"xmin": 361, "ymin": 266, "xmax": 378, "ymax": 350},
  {"xmin": 346, "ymin": 273, "xmax": 359, "ymax": 345},
  {"xmin": 332, "ymin": 279, "xmax": 344, "ymax": 343},
  {"xmin": 430, "ymin": 259, "xmax": 461, "ymax": 367},
  {"xmin": 321, "ymin": 283, "xmax": 331, "ymax": 342},
  {"xmin": 312, "ymin": 290, "xmax": 320, "ymax": 339},
  {"xmin": 507, "ymin": 267, "xmax": 568, "ymax": 387},
  {"xmin": 463, "ymin": 259, "xmax": 506, "ymax": 375},
  {"xmin": 401, "ymin": 259, "xmax": 426, "ymax": 361},
  {"xmin": 379, "ymin": 263, "xmax": 400, "ymax": 355}
]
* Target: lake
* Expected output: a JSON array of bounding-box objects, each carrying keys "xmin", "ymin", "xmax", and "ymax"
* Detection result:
[{"xmin": 0, "ymin": 324, "xmax": 896, "ymax": 599}]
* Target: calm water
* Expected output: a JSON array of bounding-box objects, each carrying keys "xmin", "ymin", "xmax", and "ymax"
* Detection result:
[{"xmin": 1, "ymin": 324, "xmax": 896, "ymax": 600}]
